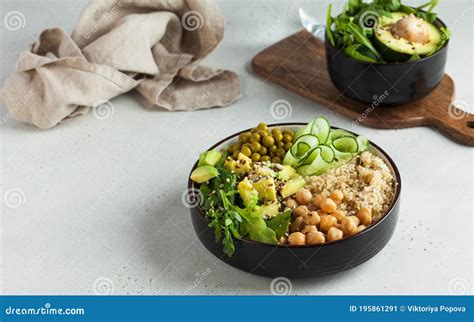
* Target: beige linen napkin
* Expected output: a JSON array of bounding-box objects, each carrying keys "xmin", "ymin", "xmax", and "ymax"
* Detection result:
[{"xmin": 1, "ymin": 0, "xmax": 241, "ymax": 129}]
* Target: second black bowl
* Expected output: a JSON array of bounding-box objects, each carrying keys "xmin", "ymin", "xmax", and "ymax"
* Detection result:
[{"xmin": 325, "ymin": 17, "xmax": 449, "ymax": 106}]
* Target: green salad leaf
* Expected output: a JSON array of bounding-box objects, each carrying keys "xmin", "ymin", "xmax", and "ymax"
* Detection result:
[
  {"xmin": 266, "ymin": 210, "xmax": 292, "ymax": 240},
  {"xmin": 198, "ymin": 153, "xmax": 283, "ymax": 256}
]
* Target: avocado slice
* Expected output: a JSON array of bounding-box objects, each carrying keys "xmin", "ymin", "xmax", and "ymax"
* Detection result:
[
  {"xmin": 374, "ymin": 12, "xmax": 441, "ymax": 62},
  {"xmin": 280, "ymin": 177, "xmax": 306, "ymax": 199},
  {"xmin": 190, "ymin": 166, "xmax": 218, "ymax": 184},
  {"xmin": 198, "ymin": 150, "xmax": 222, "ymax": 167}
]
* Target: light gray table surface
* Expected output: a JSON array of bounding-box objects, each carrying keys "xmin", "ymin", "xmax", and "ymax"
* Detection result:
[{"xmin": 1, "ymin": 0, "xmax": 472, "ymax": 295}]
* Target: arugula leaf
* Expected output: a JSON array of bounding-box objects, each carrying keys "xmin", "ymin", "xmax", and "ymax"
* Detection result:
[
  {"xmin": 344, "ymin": 44, "xmax": 378, "ymax": 62},
  {"xmin": 346, "ymin": 22, "xmax": 382, "ymax": 60},
  {"xmin": 266, "ymin": 209, "xmax": 292, "ymax": 240},
  {"xmin": 373, "ymin": 0, "xmax": 401, "ymax": 11}
]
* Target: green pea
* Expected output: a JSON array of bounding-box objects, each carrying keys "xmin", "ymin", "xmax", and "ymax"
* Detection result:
[
  {"xmin": 282, "ymin": 134, "xmax": 293, "ymax": 143},
  {"xmin": 259, "ymin": 146, "xmax": 267, "ymax": 155},
  {"xmin": 239, "ymin": 132, "xmax": 251, "ymax": 143},
  {"xmin": 273, "ymin": 132, "xmax": 283, "ymax": 142},
  {"xmin": 251, "ymin": 153, "xmax": 261, "ymax": 162},
  {"xmin": 261, "ymin": 155, "xmax": 271, "ymax": 162},
  {"xmin": 284, "ymin": 142, "xmax": 293, "ymax": 150},
  {"xmin": 277, "ymin": 147, "xmax": 286, "ymax": 158},
  {"xmin": 257, "ymin": 123, "xmax": 268, "ymax": 131},
  {"xmin": 241, "ymin": 146, "xmax": 252, "ymax": 157},
  {"xmin": 262, "ymin": 135, "xmax": 275, "ymax": 148},
  {"xmin": 250, "ymin": 133, "xmax": 261, "ymax": 143},
  {"xmin": 250, "ymin": 141, "xmax": 261, "ymax": 152},
  {"xmin": 271, "ymin": 156, "xmax": 281, "ymax": 164}
]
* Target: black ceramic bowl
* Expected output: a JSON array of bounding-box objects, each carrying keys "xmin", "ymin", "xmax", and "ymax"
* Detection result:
[
  {"xmin": 188, "ymin": 123, "xmax": 401, "ymax": 278},
  {"xmin": 325, "ymin": 17, "xmax": 449, "ymax": 106}
]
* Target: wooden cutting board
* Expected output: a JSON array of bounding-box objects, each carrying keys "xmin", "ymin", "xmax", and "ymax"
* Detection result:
[{"xmin": 252, "ymin": 29, "xmax": 474, "ymax": 146}]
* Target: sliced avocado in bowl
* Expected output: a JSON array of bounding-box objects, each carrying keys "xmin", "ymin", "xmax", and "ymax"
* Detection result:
[{"xmin": 374, "ymin": 12, "xmax": 442, "ymax": 62}]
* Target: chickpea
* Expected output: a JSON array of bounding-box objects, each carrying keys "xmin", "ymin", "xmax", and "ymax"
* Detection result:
[
  {"xmin": 321, "ymin": 190, "xmax": 330, "ymax": 198},
  {"xmin": 306, "ymin": 231, "xmax": 325, "ymax": 245},
  {"xmin": 285, "ymin": 198, "xmax": 298, "ymax": 210},
  {"xmin": 327, "ymin": 227, "xmax": 343, "ymax": 241},
  {"xmin": 319, "ymin": 215, "xmax": 337, "ymax": 232},
  {"xmin": 341, "ymin": 217, "xmax": 357, "ymax": 236},
  {"xmin": 307, "ymin": 202, "xmax": 318, "ymax": 211},
  {"xmin": 332, "ymin": 209, "xmax": 346, "ymax": 223},
  {"xmin": 330, "ymin": 190, "xmax": 344, "ymax": 203},
  {"xmin": 348, "ymin": 216, "xmax": 360, "ymax": 226},
  {"xmin": 357, "ymin": 207, "xmax": 372, "ymax": 226},
  {"xmin": 302, "ymin": 225, "xmax": 318, "ymax": 234},
  {"xmin": 313, "ymin": 194, "xmax": 324, "ymax": 207},
  {"xmin": 291, "ymin": 216, "xmax": 305, "ymax": 232},
  {"xmin": 296, "ymin": 188, "xmax": 312, "ymax": 205},
  {"xmin": 320, "ymin": 198, "xmax": 337, "ymax": 213},
  {"xmin": 288, "ymin": 232, "xmax": 306, "ymax": 245},
  {"xmin": 304, "ymin": 211, "xmax": 320, "ymax": 225},
  {"xmin": 294, "ymin": 205, "xmax": 309, "ymax": 217},
  {"xmin": 357, "ymin": 225, "xmax": 367, "ymax": 233}
]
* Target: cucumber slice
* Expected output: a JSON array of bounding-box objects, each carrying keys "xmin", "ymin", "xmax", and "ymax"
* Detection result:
[
  {"xmin": 332, "ymin": 136, "xmax": 359, "ymax": 153},
  {"xmin": 309, "ymin": 116, "xmax": 330, "ymax": 144},
  {"xmin": 284, "ymin": 118, "xmax": 369, "ymax": 175},
  {"xmin": 283, "ymin": 134, "xmax": 319, "ymax": 166},
  {"xmin": 328, "ymin": 129, "xmax": 353, "ymax": 143},
  {"xmin": 296, "ymin": 146, "xmax": 335, "ymax": 176},
  {"xmin": 356, "ymin": 135, "xmax": 369, "ymax": 152}
]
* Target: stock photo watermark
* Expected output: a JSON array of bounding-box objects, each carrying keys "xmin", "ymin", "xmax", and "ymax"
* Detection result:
[
  {"xmin": 3, "ymin": 10, "xmax": 26, "ymax": 31},
  {"xmin": 3, "ymin": 188, "xmax": 26, "ymax": 209},
  {"xmin": 183, "ymin": 268, "xmax": 212, "ymax": 295},
  {"xmin": 181, "ymin": 11, "xmax": 204, "ymax": 31},
  {"xmin": 448, "ymin": 99, "xmax": 470, "ymax": 120},
  {"xmin": 181, "ymin": 188, "xmax": 203, "ymax": 209},
  {"xmin": 92, "ymin": 100, "xmax": 115, "ymax": 120},
  {"xmin": 352, "ymin": 90, "xmax": 390, "ymax": 127},
  {"xmin": 270, "ymin": 99, "xmax": 293, "ymax": 120},
  {"xmin": 270, "ymin": 277, "xmax": 292, "ymax": 296},
  {"xmin": 93, "ymin": 277, "xmax": 115, "ymax": 295}
]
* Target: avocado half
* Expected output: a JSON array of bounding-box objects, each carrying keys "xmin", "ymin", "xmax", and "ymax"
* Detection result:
[{"xmin": 374, "ymin": 12, "xmax": 441, "ymax": 62}]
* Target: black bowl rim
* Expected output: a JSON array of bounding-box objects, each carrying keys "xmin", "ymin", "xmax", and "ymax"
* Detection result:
[
  {"xmin": 325, "ymin": 13, "xmax": 449, "ymax": 66},
  {"xmin": 188, "ymin": 122, "xmax": 402, "ymax": 249}
]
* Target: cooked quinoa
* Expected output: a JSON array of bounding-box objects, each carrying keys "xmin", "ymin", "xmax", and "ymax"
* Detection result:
[{"xmin": 305, "ymin": 151, "xmax": 396, "ymax": 221}]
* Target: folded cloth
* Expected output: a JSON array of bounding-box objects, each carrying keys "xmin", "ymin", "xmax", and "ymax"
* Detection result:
[{"xmin": 0, "ymin": 0, "xmax": 241, "ymax": 129}]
